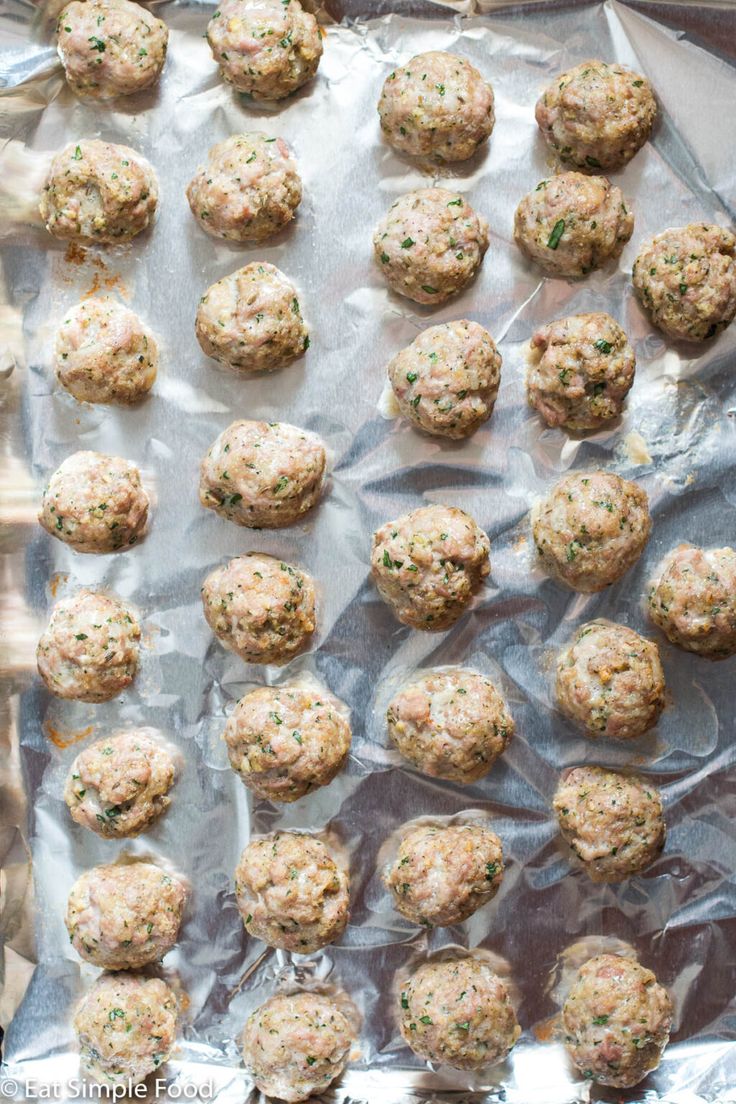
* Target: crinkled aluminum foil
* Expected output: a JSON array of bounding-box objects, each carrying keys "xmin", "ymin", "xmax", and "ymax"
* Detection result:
[{"xmin": 2, "ymin": 1, "xmax": 736, "ymax": 1101}]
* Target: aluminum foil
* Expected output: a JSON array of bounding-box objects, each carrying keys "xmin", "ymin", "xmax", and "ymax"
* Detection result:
[{"xmin": 2, "ymin": 0, "xmax": 736, "ymax": 1101}]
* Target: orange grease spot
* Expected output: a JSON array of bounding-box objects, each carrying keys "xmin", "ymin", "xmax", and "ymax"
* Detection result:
[
  {"xmin": 44, "ymin": 722, "xmax": 94, "ymax": 749},
  {"xmin": 533, "ymin": 1015, "xmax": 558, "ymax": 1043},
  {"xmin": 64, "ymin": 242, "xmax": 87, "ymax": 266},
  {"xmin": 48, "ymin": 572, "xmax": 69, "ymax": 599}
]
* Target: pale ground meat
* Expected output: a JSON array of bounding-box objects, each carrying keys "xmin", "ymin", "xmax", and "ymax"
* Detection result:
[
  {"xmin": 201, "ymin": 553, "xmax": 316, "ymax": 665},
  {"xmin": 65, "ymin": 861, "xmax": 187, "ymax": 969},
  {"xmin": 199, "ymin": 419, "xmax": 326, "ymax": 529},
  {"xmin": 57, "ymin": 0, "xmax": 168, "ymax": 101},
  {"xmin": 514, "ymin": 173, "xmax": 633, "ymax": 278},
  {"xmin": 556, "ymin": 619, "xmax": 665, "ymax": 740},
  {"xmin": 196, "ymin": 262, "xmax": 308, "ymax": 373},
  {"xmin": 38, "ymin": 450, "xmax": 149, "ymax": 553},
  {"xmin": 235, "ymin": 832, "xmax": 349, "ymax": 953},
  {"xmin": 186, "ymin": 133, "xmax": 301, "ymax": 242},
  {"xmin": 387, "ymin": 320, "xmax": 501, "ymax": 439},
  {"xmin": 563, "ymin": 953, "xmax": 673, "ymax": 1087},
  {"xmin": 378, "ymin": 51, "xmax": 494, "ymax": 162},
  {"xmin": 224, "ymin": 682, "xmax": 351, "ymax": 802},
  {"xmin": 648, "ymin": 544, "xmax": 736, "ymax": 658},
  {"xmin": 65, "ymin": 729, "xmax": 176, "ymax": 837},
  {"xmin": 532, "ymin": 470, "xmax": 650, "ymax": 592},
  {"xmin": 55, "ymin": 296, "xmax": 157, "ymax": 405},
  {"xmin": 384, "ymin": 822, "xmax": 504, "ymax": 927},
  {"xmin": 242, "ymin": 991, "xmax": 355, "ymax": 1103},
  {"xmin": 527, "ymin": 312, "xmax": 635, "ymax": 431},
  {"xmin": 535, "ymin": 60, "xmax": 657, "ymax": 172},
  {"xmin": 632, "ymin": 224, "xmax": 736, "ymax": 341},
  {"xmin": 374, "ymin": 187, "xmax": 489, "ymax": 305},
  {"xmin": 399, "ymin": 957, "xmax": 521, "ymax": 1070},
  {"xmin": 206, "ymin": 0, "xmax": 322, "ymax": 101},
  {"xmin": 74, "ymin": 972, "xmax": 178, "ymax": 1087},
  {"xmin": 554, "ymin": 765, "xmax": 665, "ymax": 883},
  {"xmin": 386, "ymin": 667, "xmax": 514, "ymax": 783},
  {"xmin": 40, "ymin": 140, "xmax": 158, "ymax": 244},
  {"xmin": 37, "ymin": 590, "xmax": 140, "ymax": 703},
  {"xmin": 371, "ymin": 504, "xmax": 490, "ymax": 630}
]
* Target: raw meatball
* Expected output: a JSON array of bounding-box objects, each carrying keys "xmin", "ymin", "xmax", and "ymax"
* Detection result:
[
  {"xmin": 65, "ymin": 861, "xmax": 187, "ymax": 969},
  {"xmin": 556, "ymin": 620, "xmax": 665, "ymax": 740},
  {"xmin": 201, "ymin": 553, "xmax": 316, "ymax": 665},
  {"xmin": 384, "ymin": 822, "xmax": 503, "ymax": 926},
  {"xmin": 75, "ymin": 972, "xmax": 178, "ymax": 1087},
  {"xmin": 57, "ymin": 0, "xmax": 168, "ymax": 101},
  {"xmin": 242, "ymin": 991, "xmax": 355, "ymax": 1103},
  {"xmin": 535, "ymin": 60, "xmax": 657, "ymax": 172},
  {"xmin": 374, "ymin": 188, "xmax": 489, "ymax": 305},
  {"xmin": 65, "ymin": 729, "xmax": 176, "ymax": 837},
  {"xmin": 38, "ymin": 451, "xmax": 149, "ymax": 553},
  {"xmin": 54, "ymin": 297, "xmax": 157, "ymax": 405},
  {"xmin": 554, "ymin": 765, "xmax": 665, "ymax": 882},
  {"xmin": 206, "ymin": 0, "xmax": 322, "ymax": 101},
  {"xmin": 527, "ymin": 312, "xmax": 635, "ymax": 431},
  {"xmin": 386, "ymin": 667, "xmax": 514, "ymax": 783},
  {"xmin": 224, "ymin": 682, "xmax": 351, "ymax": 802},
  {"xmin": 37, "ymin": 590, "xmax": 140, "ymax": 703},
  {"xmin": 399, "ymin": 957, "xmax": 520, "ymax": 1070},
  {"xmin": 186, "ymin": 133, "xmax": 301, "ymax": 242},
  {"xmin": 199, "ymin": 420, "xmax": 326, "ymax": 529},
  {"xmin": 196, "ymin": 262, "xmax": 308, "ymax": 374},
  {"xmin": 514, "ymin": 173, "xmax": 633, "ymax": 278},
  {"xmin": 378, "ymin": 51, "xmax": 494, "ymax": 162},
  {"xmin": 235, "ymin": 832, "xmax": 349, "ymax": 953},
  {"xmin": 632, "ymin": 224, "xmax": 736, "ymax": 341},
  {"xmin": 40, "ymin": 140, "xmax": 158, "ymax": 244},
  {"xmin": 563, "ymin": 954, "xmax": 673, "ymax": 1087},
  {"xmin": 371, "ymin": 504, "xmax": 490, "ymax": 630},
  {"xmin": 387, "ymin": 320, "xmax": 501, "ymax": 439},
  {"xmin": 532, "ymin": 470, "xmax": 650, "ymax": 592},
  {"xmin": 648, "ymin": 544, "xmax": 736, "ymax": 658}
]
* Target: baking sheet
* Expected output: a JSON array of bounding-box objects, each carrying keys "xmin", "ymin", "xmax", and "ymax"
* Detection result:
[{"xmin": 2, "ymin": 0, "xmax": 736, "ymax": 1101}]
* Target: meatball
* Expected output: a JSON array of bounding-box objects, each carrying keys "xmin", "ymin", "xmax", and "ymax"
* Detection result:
[
  {"xmin": 54, "ymin": 297, "xmax": 157, "ymax": 405},
  {"xmin": 242, "ymin": 991, "xmax": 355, "ymax": 1103},
  {"xmin": 374, "ymin": 188, "xmax": 489, "ymax": 305},
  {"xmin": 563, "ymin": 953, "xmax": 673, "ymax": 1087},
  {"xmin": 37, "ymin": 590, "xmax": 140, "ymax": 703},
  {"xmin": 235, "ymin": 832, "xmax": 349, "ymax": 954},
  {"xmin": 201, "ymin": 553, "xmax": 316, "ymax": 666},
  {"xmin": 74, "ymin": 973, "xmax": 178, "ymax": 1087},
  {"xmin": 65, "ymin": 729, "xmax": 176, "ymax": 837},
  {"xmin": 535, "ymin": 60, "xmax": 657, "ymax": 172},
  {"xmin": 65, "ymin": 861, "xmax": 187, "ymax": 969},
  {"xmin": 206, "ymin": 0, "xmax": 322, "ymax": 101},
  {"xmin": 532, "ymin": 470, "xmax": 650, "ymax": 592},
  {"xmin": 186, "ymin": 133, "xmax": 301, "ymax": 243},
  {"xmin": 632, "ymin": 224, "xmax": 736, "ymax": 341},
  {"xmin": 399, "ymin": 957, "xmax": 520, "ymax": 1070},
  {"xmin": 378, "ymin": 51, "xmax": 494, "ymax": 162},
  {"xmin": 386, "ymin": 667, "xmax": 513, "ymax": 783},
  {"xmin": 224, "ymin": 682, "xmax": 351, "ymax": 802},
  {"xmin": 199, "ymin": 420, "xmax": 326, "ymax": 529},
  {"xmin": 554, "ymin": 765, "xmax": 665, "ymax": 883},
  {"xmin": 384, "ymin": 822, "xmax": 503, "ymax": 927},
  {"xmin": 196, "ymin": 262, "xmax": 308, "ymax": 374},
  {"xmin": 514, "ymin": 173, "xmax": 633, "ymax": 278},
  {"xmin": 648, "ymin": 544, "xmax": 736, "ymax": 658},
  {"xmin": 527, "ymin": 312, "xmax": 635, "ymax": 431},
  {"xmin": 38, "ymin": 451, "xmax": 149, "ymax": 553},
  {"xmin": 57, "ymin": 0, "xmax": 168, "ymax": 101},
  {"xmin": 40, "ymin": 140, "xmax": 158, "ymax": 244},
  {"xmin": 556, "ymin": 620, "xmax": 665, "ymax": 740},
  {"xmin": 387, "ymin": 320, "xmax": 501, "ymax": 439},
  {"xmin": 371, "ymin": 504, "xmax": 490, "ymax": 631}
]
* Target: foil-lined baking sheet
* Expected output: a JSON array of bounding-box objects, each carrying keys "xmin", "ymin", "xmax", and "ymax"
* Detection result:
[{"xmin": 2, "ymin": 0, "xmax": 736, "ymax": 1100}]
